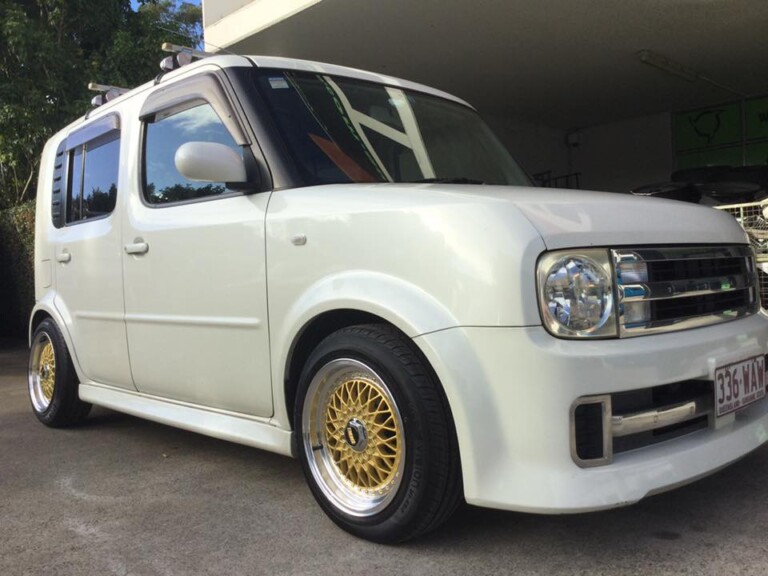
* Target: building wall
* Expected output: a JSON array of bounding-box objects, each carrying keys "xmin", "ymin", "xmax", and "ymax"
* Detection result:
[
  {"xmin": 484, "ymin": 115, "xmax": 570, "ymax": 182},
  {"xmin": 203, "ymin": 0, "xmax": 253, "ymax": 26},
  {"xmin": 485, "ymin": 112, "xmax": 673, "ymax": 193},
  {"xmin": 204, "ymin": 0, "xmax": 324, "ymax": 49},
  {"xmin": 570, "ymin": 113, "xmax": 673, "ymax": 193},
  {"xmin": 484, "ymin": 113, "xmax": 673, "ymax": 192}
]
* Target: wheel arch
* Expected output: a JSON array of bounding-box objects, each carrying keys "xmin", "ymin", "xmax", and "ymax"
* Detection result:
[
  {"xmin": 281, "ymin": 308, "xmax": 460, "ymax": 445},
  {"xmin": 28, "ymin": 299, "xmax": 82, "ymax": 378},
  {"xmin": 280, "ymin": 307, "xmax": 466, "ymax": 509},
  {"xmin": 29, "ymin": 308, "xmax": 52, "ymax": 345},
  {"xmin": 284, "ymin": 309, "xmax": 401, "ymax": 431},
  {"xmin": 272, "ymin": 271, "xmax": 460, "ymax": 429},
  {"xmin": 29, "ymin": 299, "xmax": 67, "ymax": 347}
]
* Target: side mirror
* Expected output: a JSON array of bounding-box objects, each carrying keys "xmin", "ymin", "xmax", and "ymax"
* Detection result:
[{"xmin": 174, "ymin": 141, "xmax": 247, "ymax": 184}]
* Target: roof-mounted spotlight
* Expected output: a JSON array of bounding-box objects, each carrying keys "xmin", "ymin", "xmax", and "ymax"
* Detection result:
[
  {"xmin": 159, "ymin": 42, "xmax": 214, "ymax": 72},
  {"xmin": 160, "ymin": 51, "xmax": 194, "ymax": 72},
  {"xmin": 88, "ymin": 82, "xmax": 129, "ymax": 108}
]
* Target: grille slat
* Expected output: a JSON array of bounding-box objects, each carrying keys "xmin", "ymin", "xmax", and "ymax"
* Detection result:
[
  {"xmin": 614, "ymin": 245, "xmax": 758, "ymax": 337},
  {"xmin": 648, "ymin": 257, "xmax": 746, "ymax": 282},
  {"xmin": 652, "ymin": 291, "xmax": 751, "ymax": 322},
  {"xmin": 621, "ymin": 273, "xmax": 753, "ymax": 302}
]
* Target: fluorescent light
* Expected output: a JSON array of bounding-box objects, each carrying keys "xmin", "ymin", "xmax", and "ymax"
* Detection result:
[
  {"xmin": 637, "ymin": 50, "xmax": 698, "ymax": 82},
  {"xmin": 637, "ymin": 49, "xmax": 747, "ymax": 97}
]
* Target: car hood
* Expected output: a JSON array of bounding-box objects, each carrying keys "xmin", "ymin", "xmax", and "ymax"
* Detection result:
[{"xmin": 413, "ymin": 185, "xmax": 750, "ymax": 250}]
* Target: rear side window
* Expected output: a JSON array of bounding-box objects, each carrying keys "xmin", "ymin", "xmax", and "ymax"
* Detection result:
[
  {"xmin": 54, "ymin": 115, "xmax": 120, "ymax": 227},
  {"xmin": 66, "ymin": 136, "xmax": 119, "ymax": 224},
  {"xmin": 143, "ymin": 102, "xmax": 243, "ymax": 205}
]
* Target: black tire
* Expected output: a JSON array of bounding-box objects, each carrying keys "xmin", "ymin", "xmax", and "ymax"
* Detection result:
[
  {"xmin": 295, "ymin": 324, "xmax": 462, "ymax": 543},
  {"xmin": 28, "ymin": 318, "xmax": 91, "ymax": 427}
]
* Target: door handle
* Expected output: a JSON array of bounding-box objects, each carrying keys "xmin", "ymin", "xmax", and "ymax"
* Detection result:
[
  {"xmin": 124, "ymin": 240, "xmax": 149, "ymax": 255},
  {"xmin": 56, "ymin": 250, "xmax": 71, "ymax": 263}
]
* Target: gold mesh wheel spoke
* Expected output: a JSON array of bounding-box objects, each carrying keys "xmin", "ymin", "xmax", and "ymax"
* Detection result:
[
  {"xmin": 323, "ymin": 376, "xmax": 402, "ymax": 494},
  {"xmin": 29, "ymin": 332, "xmax": 58, "ymax": 413},
  {"xmin": 39, "ymin": 342, "xmax": 56, "ymax": 401}
]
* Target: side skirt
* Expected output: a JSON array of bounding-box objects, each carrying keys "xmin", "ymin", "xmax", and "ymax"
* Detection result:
[{"xmin": 79, "ymin": 382, "xmax": 294, "ymax": 457}]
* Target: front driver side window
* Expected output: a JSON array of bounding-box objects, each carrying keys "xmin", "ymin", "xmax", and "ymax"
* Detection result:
[{"xmin": 144, "ymin": 102, "xmax": 243, "ymax": 205}]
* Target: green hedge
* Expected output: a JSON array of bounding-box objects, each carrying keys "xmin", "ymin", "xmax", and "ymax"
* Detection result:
[{"xmin": 0, "ymin": 202, "xmax": 35, "ymax": 339}]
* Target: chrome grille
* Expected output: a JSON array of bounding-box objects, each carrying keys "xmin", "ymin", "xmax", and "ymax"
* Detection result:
[
  {"xmin": 613, "ymin": 246, "xmax": 759, "ymax": 337},
  {"xmin": 716, "ymin": 201, "xmax": 768, "ymax": 306}
]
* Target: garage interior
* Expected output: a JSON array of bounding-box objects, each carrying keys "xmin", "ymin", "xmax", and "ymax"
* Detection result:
[{"xmin": 203, "ymin": 0, "xmax": 768, "ymax": 197}]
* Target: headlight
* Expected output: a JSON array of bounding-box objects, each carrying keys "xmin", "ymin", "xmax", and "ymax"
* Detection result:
[{"xmin": 537, "ymin": 249, "xmax": 617, "ymax": 338}]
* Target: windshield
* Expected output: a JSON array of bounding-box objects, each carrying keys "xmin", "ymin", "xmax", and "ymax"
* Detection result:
[{"xmin": 253, "ymin": 70, "xmax": 531, "ymax": 187}]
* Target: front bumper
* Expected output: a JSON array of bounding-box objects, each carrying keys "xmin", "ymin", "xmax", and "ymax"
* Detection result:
[{"xmin": 414, "ymin": 314, "xmax": 768, "ymax": 513}]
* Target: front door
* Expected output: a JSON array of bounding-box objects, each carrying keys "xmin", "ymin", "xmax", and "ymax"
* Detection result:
[{"xmin": 122, "ymin": 93, "xmax": 272, "ymax": 417}]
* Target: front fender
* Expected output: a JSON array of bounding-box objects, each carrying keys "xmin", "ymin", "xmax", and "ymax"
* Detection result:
[
  {"xmin": 268, "ymin": 270, "xmax": 459, "ymax": 428},
  {"xmin": 284, "ymin": 269, "xmax": 458, "ymax": 338}
]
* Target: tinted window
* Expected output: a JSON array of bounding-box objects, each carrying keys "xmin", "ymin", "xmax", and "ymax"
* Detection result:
[
  {"xmin": 144, "ymin": 103, "xmax": 242, "ymax": 205},
  {"xmin": 82, "ymin": 139, "xmax": 119, "ymax": 219},
  {"xmin": 67, "ymin": 148, "xmax": 83, "ymax": 223},
  {"xmin": 66, "ymin": 135, "xmax": 118, "ymax": 224}
]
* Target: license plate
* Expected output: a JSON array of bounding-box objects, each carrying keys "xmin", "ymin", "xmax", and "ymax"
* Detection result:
[{"xmin": 715, "ymin": 355, "xmax": 766, "ymax": 418}]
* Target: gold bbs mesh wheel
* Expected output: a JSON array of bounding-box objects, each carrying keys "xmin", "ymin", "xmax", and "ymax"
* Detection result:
[
  {"xmin": 29, "ymin": 332, "xmax": 57, "ymax": 412},
  {"xmin": 28, "ymin": 319, "xmax": 91, "ymax": 427},
  {"xmin": 302, "ymin": 358, "xmax": 405, "ymax": 517}
]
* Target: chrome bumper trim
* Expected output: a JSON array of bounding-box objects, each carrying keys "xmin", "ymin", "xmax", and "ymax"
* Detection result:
[
  {"xmin": 571, "ymin": 393, "xmax": 714, "ymax": 468},
  {"xmin": 611, "ymin": 396, "xmax": 710, "ymax": 437}
]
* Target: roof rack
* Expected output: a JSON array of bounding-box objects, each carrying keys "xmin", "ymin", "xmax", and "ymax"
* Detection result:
[
  {"xmin": 87, "ymin": 43, "xmax": 214, "ymax": 110},
  {"xmin": 159, "ymin": 43, "xmax": 215, "ymax": 72},
  {"xmin": 88, "ymin": 82, "xmax": 130, "ymax": 107}
]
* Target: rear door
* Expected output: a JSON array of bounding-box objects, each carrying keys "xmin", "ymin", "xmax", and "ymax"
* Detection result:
[
  {"xmin": 50, "ymin": 114, "xmax": 134, "ymax": 389},
  {"xmin": 121, "ymin": 72, "xmax": 273, "ymax": 416}
]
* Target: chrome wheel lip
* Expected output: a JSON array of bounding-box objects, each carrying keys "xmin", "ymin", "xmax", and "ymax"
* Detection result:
[
  {"xmin": 302, "ymin": 358, "xmax": 406, "ymax": 518},
  {"xmin": 29, "ymin": 332, "xmax": 55, "ymax": 413}
]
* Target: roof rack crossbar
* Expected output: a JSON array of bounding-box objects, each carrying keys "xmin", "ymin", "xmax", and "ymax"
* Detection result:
[
  {"xmin": 88, "ymin": 82, "xmax": 130, "ymax": 95},
  {"xmin": 161, "ymin": 42, "xmax": 214, "ymax": 60}
]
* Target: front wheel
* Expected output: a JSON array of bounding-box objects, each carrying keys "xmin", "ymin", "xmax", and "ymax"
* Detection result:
[{"xmin": 295, "ymin": 324, "xmax": 462, "ymax": 543}]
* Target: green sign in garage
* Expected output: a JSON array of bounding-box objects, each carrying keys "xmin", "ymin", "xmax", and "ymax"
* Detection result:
[{"xmin": 674, "ymin": 96, "xmax": 768, "ymax": 169}]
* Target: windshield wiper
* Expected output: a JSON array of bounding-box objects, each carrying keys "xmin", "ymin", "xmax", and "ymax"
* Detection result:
[{"xmin": 408, "ymin": 177, "xmax": 485, "ymax": 185}]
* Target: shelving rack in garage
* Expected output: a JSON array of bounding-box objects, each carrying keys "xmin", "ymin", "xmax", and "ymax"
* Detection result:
[{"xmin": 717, "ymin": 201, "xmax": 768, "ymax": 306}]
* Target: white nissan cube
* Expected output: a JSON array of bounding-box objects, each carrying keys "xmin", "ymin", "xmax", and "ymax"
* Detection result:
[{"xmin": 29, "ymin": 53, "xmax": 768, "ymax": 542}]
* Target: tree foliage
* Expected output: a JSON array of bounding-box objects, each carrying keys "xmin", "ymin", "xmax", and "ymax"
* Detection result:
[
  {"xmin": 0, "ymin": 0, "xmax": 202, "ymax": 209},
  {"xmin": 0, "ymin": 200, "xmax": 34, "ymax": 337}
]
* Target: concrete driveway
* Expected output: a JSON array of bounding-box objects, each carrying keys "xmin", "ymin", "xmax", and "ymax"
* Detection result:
[{"xmin": 2, "ymin": 342, "xmax": 768, "ymax": 576}]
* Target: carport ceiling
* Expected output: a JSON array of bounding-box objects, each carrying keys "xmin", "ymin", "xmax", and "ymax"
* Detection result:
[{"xmin": 219, "ymin": 0, "xmax": 768, "ymax": 129}]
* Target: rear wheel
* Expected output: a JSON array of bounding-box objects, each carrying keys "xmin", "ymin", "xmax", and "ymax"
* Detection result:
[
  {"xmin": 29, "ymin": 319, "xmax": 91, "ymax": 427},
  {"xmin": 295, "ymin": 324, "xmax": 462, "ymax": 543}
]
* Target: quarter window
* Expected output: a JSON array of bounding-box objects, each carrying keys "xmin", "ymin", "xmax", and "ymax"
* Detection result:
[
  {"xmin": 144, "ymin": 103, "xmax": 243, "ymax": 205},
  {"xmin": 65, "ymin": 134, "xmax": 119, "ymax": 224}
]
